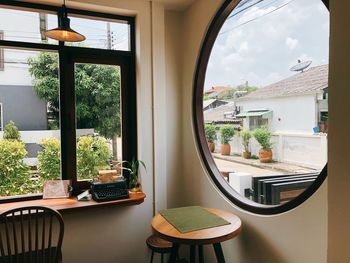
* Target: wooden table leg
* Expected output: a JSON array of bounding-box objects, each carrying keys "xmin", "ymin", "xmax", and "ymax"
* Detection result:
[
  {"xmin": 213, "ymin": 243, "xmax": 225, "ymax": 263},
  {"xmin": 168, "ymin": 243, "xmax": 179, "ymax": 263},
  {"xmin": 190, "ymin": 245, "xmax": 196, "ymax": 263},
  {"xmin": 198, "ymin": 245, "xmax": 204, "ymax": 263}
]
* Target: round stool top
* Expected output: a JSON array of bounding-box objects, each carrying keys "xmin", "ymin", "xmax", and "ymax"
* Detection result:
[
  {"xmin": 146, "ymin": 234, "xmax": 173, "ymax": 253},
  {"xmin": 151, "ymin": 207, "xmax": 242, "ymax": 245}
]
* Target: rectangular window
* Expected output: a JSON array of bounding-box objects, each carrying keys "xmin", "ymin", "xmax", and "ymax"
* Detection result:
[
  {"xmin": 0, "ymin": 7, "xmax": 58, "ymax": 45},
  {"xmin": 74, "ymin": 63, "xmax": 122, "ymax": 182},
  {"xmin": 0, "ymin": 48, "xmax": 61, "ymax": 198},
  {"xmin": 0, "ymin": 2, "xmax": 136, "ymax": 201},
  {"xmin": 249, "ymin": 116, "xmax": 268, "ymax": 130},
  {"xmin": 67, "ymin": 15, "xmax": 130, "ymax": 51}
]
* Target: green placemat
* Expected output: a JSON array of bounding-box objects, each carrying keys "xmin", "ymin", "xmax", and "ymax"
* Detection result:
[{"xmin": 159, "ymin": 206, "xmax": 230, "ymax": 233}]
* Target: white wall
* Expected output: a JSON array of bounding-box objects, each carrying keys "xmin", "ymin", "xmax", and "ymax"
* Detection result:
[
  {"xmin": 215, "ymin": 132, "xmax": 327, "ymax": 169},
  {"xmin": 237, "ymin": 94, "xmax": 318, "ymax": 132},
  {"xmin": 176, "ymin": 0, "xmax": 328, "ymax": 262}
]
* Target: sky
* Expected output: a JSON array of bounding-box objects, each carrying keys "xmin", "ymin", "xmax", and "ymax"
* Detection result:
[{"xmin": 204, "ymin": 0, "xmax": 329, "ymax": 90}]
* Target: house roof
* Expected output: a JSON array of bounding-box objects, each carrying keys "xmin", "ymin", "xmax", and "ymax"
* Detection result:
[
  {"xmin": 203, "ymin": 99, "xmax": 217, "ymax": 109},
  {"xmin": 239, "ymin": 64, "xmax": 328, "ymax": 100},
  {"xmin": 204, "ymin": 102, "xmax": 241, "ymax": 124},
  {"xmin": 204, "ymin": 86, "xmax": 233, "ymax": 95}
]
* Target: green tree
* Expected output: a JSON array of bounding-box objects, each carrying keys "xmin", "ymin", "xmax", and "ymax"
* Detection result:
[
  {"xmin": 28, "ymin": 52, "xmax": 121, "ymax": 158},
  {"xmin": 3, "ymin": 121, "xmax": 21, "ymax": 141}
]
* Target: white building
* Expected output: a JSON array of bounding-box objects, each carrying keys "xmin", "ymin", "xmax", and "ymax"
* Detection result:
[{"xmin": 236, "ymin": 64, "xmax": 328, "ymax": 133}]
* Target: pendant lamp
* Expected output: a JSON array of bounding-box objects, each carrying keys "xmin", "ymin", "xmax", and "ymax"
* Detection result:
[{"xmin": 44, "ymin": 0, "xmax": 85, "ymax": 42}]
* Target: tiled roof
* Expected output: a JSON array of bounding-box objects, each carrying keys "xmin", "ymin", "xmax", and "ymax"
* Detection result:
[
  {"xmin": 239, "ymin": 64, "xmax": 328, "ymax": 100},
  {"xmin": 204, "ymin": 86, "xmax": 233, "ymax": 94}
]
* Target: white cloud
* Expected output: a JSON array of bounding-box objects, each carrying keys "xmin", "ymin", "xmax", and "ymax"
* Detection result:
[
  {"xmin": 204, "ymin": 0, "xmax": 329, "ymax": 89},
  {"xmin": 286, "ymin": 37, "xmax": 299, "ymax": 50}
]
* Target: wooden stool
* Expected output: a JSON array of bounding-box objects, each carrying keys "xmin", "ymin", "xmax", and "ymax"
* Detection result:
[{"xmin": 146, "ymin": 234, "xmax": 174, "ymax": 263}]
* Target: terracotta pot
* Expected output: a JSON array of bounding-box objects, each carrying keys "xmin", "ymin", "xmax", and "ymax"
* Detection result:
[
  {"xmin": 208, "ymin": 142, "xmax": 215, "ymax": 153},
  {"xmin": 242, "ymin": 151, "xmax": 251, "ymax": 159},
  {"xmin": 259, "ymin": 148, "xmax": 272, "ymax": 163},
  {"xmin": 220, "ymin": 143, "xmax": 231, "ymax": 155}
]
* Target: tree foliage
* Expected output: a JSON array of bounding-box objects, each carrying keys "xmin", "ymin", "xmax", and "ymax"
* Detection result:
[
  {"xmin": 220, "ymin": 125, "xmax": 235, "ymax": 144},
  {"xmin": 3, "ymin": 121, "xmax": 21, "ymax": 141},
  {"xmin": 0, "ymin": 140, "xmax": 37, "ymax": 196},
  {"xmin": 28, "ymin": 52, "xmax": 121, "ymax": 140}
]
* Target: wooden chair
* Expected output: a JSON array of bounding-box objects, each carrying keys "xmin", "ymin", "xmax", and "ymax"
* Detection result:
[
  {"xmin": 0, "ymin": 206, "xmax": 64, "ymax": 263},
  {"xmin": 146, "ymin": 234, "xmax": 177, "ymax": 263}
]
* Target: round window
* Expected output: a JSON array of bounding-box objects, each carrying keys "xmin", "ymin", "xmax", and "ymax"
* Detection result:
[{"xmin": 193, "ymin": 0, "xmax": 329, "ymax": 214}]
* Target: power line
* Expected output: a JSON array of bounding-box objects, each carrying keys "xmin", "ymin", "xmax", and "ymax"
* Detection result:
[{"xmin": 220, "ymin": 0, "xmax": 295, "ymax": 35}]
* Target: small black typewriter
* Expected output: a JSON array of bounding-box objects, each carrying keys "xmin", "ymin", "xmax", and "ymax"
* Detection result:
[{"xmin": 91, "ymin": 180, "xmax": 129, "ymax": 202}]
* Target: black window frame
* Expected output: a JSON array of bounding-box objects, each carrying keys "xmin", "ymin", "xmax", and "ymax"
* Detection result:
[
  {"xmin": 193, "ymin": 0, "xmax": 329, "ymax": 215},
  {"xmin": 0, "ymin": 1, "xmax": 137, "ymax": 202}
]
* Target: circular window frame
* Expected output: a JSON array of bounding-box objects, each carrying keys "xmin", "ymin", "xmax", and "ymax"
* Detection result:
[{"xmin": 193, "ymin": 0, "xmax": 329, "ymax": 215}]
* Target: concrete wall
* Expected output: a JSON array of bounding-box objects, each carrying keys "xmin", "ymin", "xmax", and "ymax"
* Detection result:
[
  {"xmin": 214, "ymin": 132, "xmax": 327, "ymax": 169},
  {"xmin": 237, "ymin": 94, "xmax": 318, "ymax": 133},
  {"xmin": 0, "ymin": 85, "xmax": 47, "ymax": 130}
]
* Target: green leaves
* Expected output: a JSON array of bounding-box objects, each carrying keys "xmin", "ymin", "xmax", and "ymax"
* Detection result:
[
  {"xmin": 240, "ymin": 130, "xmax": 252, "ymax": 152},
  {"xmin": 253, "ymin": 126, "xmax": 272, "ymax": 150},
  {"xmin": 28, "ymin": 53, "xmax": 122, "ymax": 141},
  {"xmin": 204, "ymin": 124, "xmax": 217, "ymax": 143},
  {"xmin": 220, "ymin": 125, "xmax": 235, "ymax": 144},
  {"xmin": 3, "ymin": 121, "xmax": 21, "ymax": 141}
]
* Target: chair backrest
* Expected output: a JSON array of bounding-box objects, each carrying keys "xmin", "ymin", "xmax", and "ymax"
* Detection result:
[{"xmin": 0, "ymin": 206, "xmax": 64, "ymax": 263}]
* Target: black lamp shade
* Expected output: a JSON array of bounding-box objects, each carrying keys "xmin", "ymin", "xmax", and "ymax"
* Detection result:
[{"xmin": 44, "ymin": 6, "xmax": 85, "ymax": 42}]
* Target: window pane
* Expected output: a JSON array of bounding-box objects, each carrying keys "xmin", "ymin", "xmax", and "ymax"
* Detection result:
[
  {"xmin": 203, "ymin": 0, "xmax": 329, "ymax": 205},
  {"xmin": 0, "ymin": 49, "xmax": 61, "ymax": 197},
  {"xmin": 0, "ymin": 7, "xmax": 58, "ymax": 44},
  {"xmin": 75, "ymin": 63, "xmax": 122, "ymax": 181},
  {"xmin": 67, "ymin": 16, "xmax": 130, "ymax": 51}
]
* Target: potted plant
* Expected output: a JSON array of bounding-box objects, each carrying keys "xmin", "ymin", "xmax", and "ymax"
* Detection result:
[
  {"xmin": 204, "ymin": 124, "xmax": 217, "ymax": 152},
  {"xmin": 127, "ymin": 159, "xmax": 146, "ymax": 192},
  {"xmin": 253, "ymin": 126, "xmax": 272, "ymax": 163},
  {"xmin": 240, "ymin": 130, "xmax": 252, "ymax": 159},
  {"xmin": 220, "ymin": 125, "xmax": 235, "ymax": 155}
]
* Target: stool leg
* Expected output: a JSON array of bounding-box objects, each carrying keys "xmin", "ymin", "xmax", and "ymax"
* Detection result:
[
  {"xmin": 168, "ymin": 243, "xmax": 179, "ymax": 263},
  {"xmin": 190, "ymin": 245, "xmax": 196, "ymax": 263},
  {"xmin": 213, "ymin": 243, "xmax": 225, "ymax": 263},
  {"xmin": 150, "ymin": 251, "xmax": 154, "ymax": 263},
  {"xmin": 161, "ymin": 253, "xmax": 164, "ymax": 263},
  {"xmin": 198, "ymin": 245, "xmax": 204, "ymax": 263}
]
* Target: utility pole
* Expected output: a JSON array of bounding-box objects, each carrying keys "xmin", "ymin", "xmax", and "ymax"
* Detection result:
[{"xmin": 107, "ymin": 22, "xmax": 112, "ymax": 49}]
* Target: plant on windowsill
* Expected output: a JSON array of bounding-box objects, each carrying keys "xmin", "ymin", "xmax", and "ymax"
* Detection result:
[
  {"xmin": 240, "ymin": 130, "xmax": 252, "ymax": 159},
  {"xmin": 253, "ymin": 126, "xmax": 272, "ymax": 163},
  {"xmin": 127, "ymin": 159, "xmax": 146, "ymax": 192},
  {"xmin": 220, "ymin": 125, "xmax": 235, "ymax": 156},
  {"xmin": 204, "ymin": 123, "xmax": 217, "ymax": 153}
]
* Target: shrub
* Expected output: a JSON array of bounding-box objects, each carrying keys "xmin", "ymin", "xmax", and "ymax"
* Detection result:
[
  {"xmin": 240, "ymin": 130, "xmax": 252, "ymax": 152},
  {"xmin": 0, "ymin": 139, "xmax": 34, "ymax": 196},
  {"xmin": 3, "ymin": 121, "xmax": 21, "ymax": 141},
  {"xmin": 77, "ymin": 136, "xmax": 111, "ymax": 180},
  {"xmin": 38, "ymin": 138, "xmax": 61, "ymax": 180},
  {"xmin": 253, "ymin": 126, "xmax": 272, "ymax": 150},
  {"xmin": 220, "ymin": 125, "xmax": 235, "ymax": 144},
  {"xmin": 204, "ymin": 124, "xmax": 217, "ymax": 143}
]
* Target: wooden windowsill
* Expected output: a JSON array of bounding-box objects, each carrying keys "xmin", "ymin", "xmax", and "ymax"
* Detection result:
[{"xmin": 0, "ymin": 192, "xmax": 146, "ymax": 213}]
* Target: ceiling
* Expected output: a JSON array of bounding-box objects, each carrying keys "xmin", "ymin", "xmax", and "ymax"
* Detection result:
[{"xmin": 148, "ymin": 0, "xmax": 196, "ymax": 11}]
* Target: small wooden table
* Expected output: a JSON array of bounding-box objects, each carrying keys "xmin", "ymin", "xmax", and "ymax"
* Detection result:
[{"xmin": 151, "ymin": 207, "xmax": 242, "ymax": 263}]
